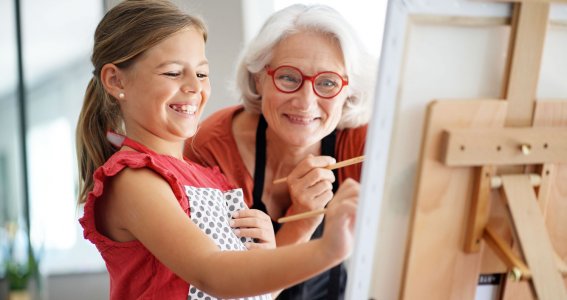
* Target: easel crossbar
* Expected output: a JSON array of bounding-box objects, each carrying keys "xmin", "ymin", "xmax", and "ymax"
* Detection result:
[{"xmin": 442, "ymin": 127, "xmax": 567, "ymax": 166}]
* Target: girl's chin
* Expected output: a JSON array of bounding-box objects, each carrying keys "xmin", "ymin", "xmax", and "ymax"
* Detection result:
[
  {"xmin": 183, "ymin": 128, "xmax": 198, "ymax": 138},
  {"xmin": 170, "ymin": 125, "xmax": 197, "ymax": 139}
]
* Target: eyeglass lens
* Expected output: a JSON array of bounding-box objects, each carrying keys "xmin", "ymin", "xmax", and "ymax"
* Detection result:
[{"xmin": 272, "ymin": 66, "xmax": 344, "ymax": 98}]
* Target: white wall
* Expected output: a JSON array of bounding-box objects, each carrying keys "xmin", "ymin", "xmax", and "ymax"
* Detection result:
[{"xmin": 175, "ymin": 0, "xmax": 256, "ymax": 117}]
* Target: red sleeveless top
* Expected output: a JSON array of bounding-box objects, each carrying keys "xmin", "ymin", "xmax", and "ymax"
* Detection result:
[{"xmin": 79, "ymin": 136, "xmax": 233, "ymax": 299}]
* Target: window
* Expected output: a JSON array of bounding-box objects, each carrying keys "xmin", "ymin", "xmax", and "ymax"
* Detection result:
[
  {"xmin": 0, "ymin": 0, "xmax": 26, "ymax": 280},
  {"xmin": 2, "ymin": 0, "xmax": 106, "ymax": 276}
]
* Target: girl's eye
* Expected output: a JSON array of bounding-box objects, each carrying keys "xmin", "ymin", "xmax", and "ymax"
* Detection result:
[
  {"xmin": 163, "ymin": 72, "xmax": 181, "ymax": 77},
  {"xmin": 197, "ymin": 73, "xmax": 208, "ymax": 79}
]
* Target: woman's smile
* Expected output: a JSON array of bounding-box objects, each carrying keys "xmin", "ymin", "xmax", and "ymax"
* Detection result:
[{"xmin": 283, "ymin": 113, "xmax": 321, "ymax": 126}]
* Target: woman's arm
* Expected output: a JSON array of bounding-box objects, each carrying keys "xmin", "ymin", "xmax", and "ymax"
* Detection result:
[{"xmin": 104, "ymin": 167, "xmax": 357, "ymax": 299}]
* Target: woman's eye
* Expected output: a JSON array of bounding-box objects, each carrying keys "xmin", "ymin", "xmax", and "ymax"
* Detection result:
[
  {"xmin": 319, "ymin": 79, "xmax": 338, "ymax": 87},
  {"xmin": 197, "ymin": 72, "xmax": 208, "ymax": 79},
  {"xmin": 278, "ymin": 75, "xmax": 300, "ymax": 83}
]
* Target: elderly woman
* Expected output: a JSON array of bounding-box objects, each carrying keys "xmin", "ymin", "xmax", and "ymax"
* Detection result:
[{"xmin": 185, "ymin": 4, "xmax": 373, "ymax": 299}]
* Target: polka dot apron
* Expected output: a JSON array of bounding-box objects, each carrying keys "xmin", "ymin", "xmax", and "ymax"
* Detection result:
[{"xmin": 186, "ymin": 186, "xmax": 271, "ymax": 300}]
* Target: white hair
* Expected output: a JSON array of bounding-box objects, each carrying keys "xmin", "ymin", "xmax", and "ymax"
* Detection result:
[{"xmin": 234, "ymin": 4, "xmax": 375, "ymax": 129}]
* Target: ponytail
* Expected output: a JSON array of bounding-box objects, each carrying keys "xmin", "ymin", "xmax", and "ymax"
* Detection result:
[{"xmin": 76, "ymin": 76, "xmax": 122, "ymax": 203}]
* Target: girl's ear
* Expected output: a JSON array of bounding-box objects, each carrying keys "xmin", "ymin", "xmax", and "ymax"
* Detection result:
[{"xmin": 100, "ymin": 63, "xmax": 125, "ymax": 100}]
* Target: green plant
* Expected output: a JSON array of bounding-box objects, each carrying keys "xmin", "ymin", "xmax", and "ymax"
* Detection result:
[
  {"xmin": 6, "ymin": 252, "xmax": 37, "ymax": 291},
  {"xmin": 4, "ymin": 222, "xmax": 40, "ymax": 292}
]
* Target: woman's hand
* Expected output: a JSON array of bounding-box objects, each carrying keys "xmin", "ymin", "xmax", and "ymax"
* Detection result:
[
  {"xmin": 231, "ymin": 209, "xmax": 276, "ymax": 250},
  {"xmin": 321, "ymin": 178, "xmax": 359, "ymax": 261},
  {"xmin": 284, "ymin": 155, "xmax": 336, "ymax": 219}
]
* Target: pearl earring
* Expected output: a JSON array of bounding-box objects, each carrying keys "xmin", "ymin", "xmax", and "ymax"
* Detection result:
[{"xmin": 118, "ymin": 92, "xmax": 125, "ymax": 99}]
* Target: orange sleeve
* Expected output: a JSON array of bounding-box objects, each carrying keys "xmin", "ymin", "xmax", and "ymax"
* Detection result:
[{"xmin": 336, "ymin": 125, "xmax": 368, "ymax": 183}]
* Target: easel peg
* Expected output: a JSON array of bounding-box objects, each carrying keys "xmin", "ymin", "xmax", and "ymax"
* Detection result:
[
  {"xmin": 520, "ymin": 144, "xmax": 532, "ymax": 155},
  {"xmin": 508, "ymin": 267, "xmax": 523, "ymax": 282},
  {"xmin": 490, "ymin": 174, "xmax": 541, "ymax": 189}
]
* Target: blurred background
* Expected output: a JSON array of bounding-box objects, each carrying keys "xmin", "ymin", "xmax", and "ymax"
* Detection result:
[{"xmin": 0, "ymin": 0, "xmax": 385, "ymax": 298}]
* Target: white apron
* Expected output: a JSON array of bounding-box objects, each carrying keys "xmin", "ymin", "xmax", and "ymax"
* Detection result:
[{"xmin": 185, "ymin": 186, "xmax": 271, "ymax": 300}]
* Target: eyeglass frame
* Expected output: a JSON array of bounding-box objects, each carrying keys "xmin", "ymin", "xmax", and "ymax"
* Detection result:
[{"xmin": 265, "ymin": 65, "xmax": 349, "ymax": 99}]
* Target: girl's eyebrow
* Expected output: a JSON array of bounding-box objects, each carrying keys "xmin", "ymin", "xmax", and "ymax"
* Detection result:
[{"xmin": 156, "ymin": 59, "xmax": 209, "ymax": 68}]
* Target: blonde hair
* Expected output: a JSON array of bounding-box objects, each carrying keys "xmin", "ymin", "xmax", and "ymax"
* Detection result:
[
  {"xmin": 76, "ymin": 0, "xmax": 207, "ymax": 203},
  {"xmin": 235, "ymin": 4, "xmax": 375, "ymax": 129}
]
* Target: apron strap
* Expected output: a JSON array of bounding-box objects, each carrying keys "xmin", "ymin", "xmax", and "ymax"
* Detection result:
[{"xmin": 251, "ymin": 115, "xmax": 343, "ymax": 300}]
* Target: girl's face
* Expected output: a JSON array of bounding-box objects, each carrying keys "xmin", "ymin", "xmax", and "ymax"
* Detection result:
[
  {"xmin": 255, "ymin": 31, "xmax": 348, "ymax": 148},
  {"xmin": 119, "ymin": 27, "xmax": 210, "ymax": 143}
]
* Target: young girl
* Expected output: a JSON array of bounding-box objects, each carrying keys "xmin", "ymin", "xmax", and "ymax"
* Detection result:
[{"xmin": 76, "ymin": 1, "xmax": 359, "ymax": 299}]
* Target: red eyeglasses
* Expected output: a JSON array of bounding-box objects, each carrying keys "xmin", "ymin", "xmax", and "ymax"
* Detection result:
[{"xmin": 265, "ymin": 65, "xmax": 348, "ymax": 99}]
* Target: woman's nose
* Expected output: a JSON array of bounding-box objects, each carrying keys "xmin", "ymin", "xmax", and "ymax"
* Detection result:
[{"xmin": 292, "ymin": 79, "xmax": 318, "ymax": 109}]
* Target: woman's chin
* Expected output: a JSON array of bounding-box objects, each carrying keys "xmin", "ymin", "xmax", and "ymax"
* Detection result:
[{"xmin": 282, "ymin": 134, "xmax": 321, "ymax": 148}]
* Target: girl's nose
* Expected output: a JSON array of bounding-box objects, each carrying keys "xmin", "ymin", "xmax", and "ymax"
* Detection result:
[{"xmin": 181, "ymin": 73, "xmax": 202, "ymax": 94}]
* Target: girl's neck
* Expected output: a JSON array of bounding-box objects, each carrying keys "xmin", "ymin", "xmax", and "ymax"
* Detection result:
[{"xmin": 125, "ymin": 128, "xmax": 185, "ymax": 160}]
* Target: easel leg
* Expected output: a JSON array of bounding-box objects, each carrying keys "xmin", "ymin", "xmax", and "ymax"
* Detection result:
[{"xmin": 500, "ymin": 175, "xmax": 567, "ymax": 300}]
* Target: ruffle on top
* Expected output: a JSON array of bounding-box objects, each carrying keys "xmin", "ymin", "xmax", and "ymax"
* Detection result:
[
  {"xmin": 80, "ymin": 150, "xmax": 191, "ymax": 247},
  {"xmin": 80, "ymin": 148, "xmax": 232, "ymax": 248}
]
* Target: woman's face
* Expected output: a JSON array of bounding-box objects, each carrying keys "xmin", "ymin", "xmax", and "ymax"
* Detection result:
[
  {"xmin": 119, "ymin": 27, "xmax": 210, "ymax": 142},
  {"xmin": 256, "ymin": 31, "xmax": 348, "ymax": 148}
]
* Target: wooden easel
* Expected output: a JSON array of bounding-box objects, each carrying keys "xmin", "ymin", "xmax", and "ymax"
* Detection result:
[{"xmin": 400, "ymin": 2, "xmax": 567, "ymax": 299}]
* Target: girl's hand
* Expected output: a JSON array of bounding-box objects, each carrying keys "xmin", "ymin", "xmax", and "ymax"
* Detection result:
[
  {"xmin": 231, "ymin": 209, "xmax": 276, "ymax": 250},
  {"xmin": 321, "ymin": 178, "xmax": 359, "ymax": 261}
]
